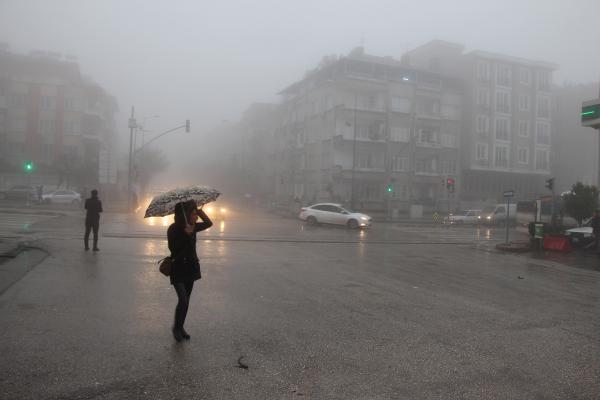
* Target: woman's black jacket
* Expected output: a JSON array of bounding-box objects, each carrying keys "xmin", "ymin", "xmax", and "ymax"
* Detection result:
[{"xmin": 167, "ymin": 211, "xmax": 212, "ymax": 284}]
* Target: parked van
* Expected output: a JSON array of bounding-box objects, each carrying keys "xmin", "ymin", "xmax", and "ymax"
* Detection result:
[{"xmin": 481, "ymin": 203, "xmax": 517, "ymax": 225}]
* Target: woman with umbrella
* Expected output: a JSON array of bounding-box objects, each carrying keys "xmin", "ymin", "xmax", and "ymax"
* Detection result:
[{"xmin": 167, "ymin": 199, "xmax": 213, "ymax": 342}]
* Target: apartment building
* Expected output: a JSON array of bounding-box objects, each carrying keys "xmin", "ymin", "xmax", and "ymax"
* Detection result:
[
  {"xmin": 0, "ymin": 45, "xmax": 118, "ymax": 188},
  {"xmin": 275, "ymin": 47, "xmax": 463, "ymax": 213},
  {"xmin": 403, "ymin": 40, "xmax": 557, "ymax": 204}
]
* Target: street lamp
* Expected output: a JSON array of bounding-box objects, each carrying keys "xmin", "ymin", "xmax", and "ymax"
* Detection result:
[
  {"xmin": 136, "ymin": 114, "xmax": 160, "ymax": 151},
  {"xmin": 127, "ymin": 109, "xmax": 190, "ymax": 212}
]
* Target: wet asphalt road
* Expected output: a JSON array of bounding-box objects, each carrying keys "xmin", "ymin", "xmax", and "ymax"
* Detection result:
[{"xmin": 0, "ymin": 210, "xmax": 599, "ymax": 399}]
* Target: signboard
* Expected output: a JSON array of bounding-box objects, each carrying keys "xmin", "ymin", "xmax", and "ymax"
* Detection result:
[
  {"xmin": 503, "ymin": 190, "xmax": 514, "ymax": 198},
  {"xmin": 581, "ymin": 99, "xmax": 600, "ymax": 128}
]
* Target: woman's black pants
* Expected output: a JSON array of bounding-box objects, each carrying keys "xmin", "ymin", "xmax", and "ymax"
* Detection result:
[{"xmin": 173, "ymin": 281, "xmax": 194, "ymax": 330}]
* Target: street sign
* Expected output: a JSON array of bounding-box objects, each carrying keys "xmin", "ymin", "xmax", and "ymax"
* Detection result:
[
  {"xmin": 503, "ymin": 190, "xmax": 514, "ymax": 198},
  {"xmin": 581, "ymin": 99, "xmax": 600, "ymax": 129}
]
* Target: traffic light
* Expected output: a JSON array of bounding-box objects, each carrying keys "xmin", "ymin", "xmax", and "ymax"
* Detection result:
[
  {"xmin": 185, "ymin": 119, "xmax": 191, "ymax": 133},
  {"xmin": 545, "ymin": 178, "xmax": 554, "ymax": 191},
  {"xmin": 386, "ymin": 183, "xmax": 393, "ymax": 193},
  {"xmin": 446, "ymin": 178, "xmax": 455, "ymax": 193},
  {"xmin": 24, "ymin": 161, "xmax": 34, "ymax": 172}
]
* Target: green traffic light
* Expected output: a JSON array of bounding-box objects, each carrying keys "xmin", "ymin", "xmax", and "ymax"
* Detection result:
[
  {"xmin": 387, "ymin": 185, "xmax": 393, "ymax": 193},
  {"xmin": 24, "ymin": 161, "xmax": 34, "ymax": 172}
]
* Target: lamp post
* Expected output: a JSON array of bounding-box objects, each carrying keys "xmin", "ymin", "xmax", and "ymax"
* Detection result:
[
  {"xmin": 350, "ymin": 94, "xmax": 358, "ymax": 210},
  {"xmin": 127, "ymin": 106, "xmax": 137, "ymax": 212}
]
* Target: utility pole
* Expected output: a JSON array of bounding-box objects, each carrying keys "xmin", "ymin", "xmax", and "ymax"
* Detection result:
[
  {"xmin": 127, "ymin": 106, "xmax": 137, "ymax": 212},
  {"xmin": 350, "ymin": 94, "xmax": 358, "ymax": 210}
]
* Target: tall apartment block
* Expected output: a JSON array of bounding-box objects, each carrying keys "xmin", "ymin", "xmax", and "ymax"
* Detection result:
[
  {"xmin": 0, "ymin": 45, "xmax": 118, "ymax": 189},
  {"xmin": 275, "ymin": 47, "xmax": 463, "ymax": 213},
  {"xmin": 403, "ymin": 40, "xmax": 557, "ymax": 204}
]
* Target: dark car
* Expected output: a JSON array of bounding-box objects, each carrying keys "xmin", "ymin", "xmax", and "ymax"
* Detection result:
[{"xmin": 0, "ymin": 185, "xmax": 37, "ymax": 201}]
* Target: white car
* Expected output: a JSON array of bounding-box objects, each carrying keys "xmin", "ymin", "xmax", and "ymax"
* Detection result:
[
  {"xmin": 42, "ymin": 190, "xmax": 82, "ymax": 205},
  {"xmin": 447, "ymin": 209, "xmax": 482, "ymax": 225},
  {"xmin": 565, "ymin": 223, "xmax": 594, "ymax": 247},
  {"xmin": 299, "ymin": 203, "xmax": 372, "ymax": 229}
]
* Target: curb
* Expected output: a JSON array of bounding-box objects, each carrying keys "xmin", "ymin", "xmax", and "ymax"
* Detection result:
[
  {"xmin": 0, "ymin": 208, "xmax": 69, "ymax": 217},
  {"xmin": 495, "ymin": 242, "xmax": 532, "ymax": 253}
]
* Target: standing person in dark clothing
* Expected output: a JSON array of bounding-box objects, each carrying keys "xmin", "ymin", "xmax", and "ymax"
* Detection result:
[
  {"xmin": 167, "ymin": 199, "xmax": 213, "ymax": 342},
  {"xmin": 591, "ymin": 209, "xmax": 600, "ymax": 253},
  {"xmin": 84, "ymin": 189, "xmax": 103, "ymax": 251}
]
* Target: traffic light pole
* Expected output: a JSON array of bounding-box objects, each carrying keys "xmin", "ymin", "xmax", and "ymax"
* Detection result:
[{"xmin": 505, "ymin": 197, "xmax": 510, "ymax": 244}]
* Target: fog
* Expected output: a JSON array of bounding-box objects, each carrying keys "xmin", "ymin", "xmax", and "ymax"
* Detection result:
[{"xmin": 1, "ymin": 0, "xmax": 599, "ymax": 201}]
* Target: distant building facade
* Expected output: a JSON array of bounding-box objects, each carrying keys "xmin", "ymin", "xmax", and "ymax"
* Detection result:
[
  {"xmin": 235, "ymin": 41, "xmax": 570, "ymax": 214},
  {"xmin": 552, "ymin": 82, "xmax": 600, "ymax": 192},
  {"xmin": 273, "ymin": 47, "xmax": 463, "ymax": 214},
  {"xmin": 0, "ymin": 45, "xmax": 118, "ymax": 189},
  {"xmin": 403, "ymin": 40, "xmax": 557, "ymax": 204}
]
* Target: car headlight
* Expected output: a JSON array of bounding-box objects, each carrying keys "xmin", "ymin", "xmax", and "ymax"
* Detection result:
[
  {"xmin": 486, "ymin": 216, "xmax": 491, "ymax": 220},
  {"xmin": 360, "ymin": 216, "xmax": 368, "ymax": 220},
  {"xmin": 220, "ymin": 208, "xmax": 227, "ymax": 214}
]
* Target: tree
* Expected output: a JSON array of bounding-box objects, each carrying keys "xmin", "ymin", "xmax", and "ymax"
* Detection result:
[{"xmin": 562, "ymin": 182, "xmax": 599, "ymax": 226}]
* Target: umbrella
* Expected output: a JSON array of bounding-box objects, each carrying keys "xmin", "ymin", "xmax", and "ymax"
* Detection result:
[{"xmin": 144, "ymin": 185, "xmax": 220, "ymax": 218}]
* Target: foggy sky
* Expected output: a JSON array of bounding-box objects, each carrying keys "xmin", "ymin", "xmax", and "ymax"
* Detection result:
[{"xmin": 1, "ymin": 0, "xmax": 599, "ymax": 182}]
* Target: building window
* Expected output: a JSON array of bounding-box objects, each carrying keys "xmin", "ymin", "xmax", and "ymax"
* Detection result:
[
  {"xmin": 357, "ymin": 153, "xmax": 373, "ymax": 169},
  {"xmin": 357, "ymin": 94, "xmax": 382, "ymax": 111},
  {"xmin": 390, "ymin": 126, "xmax": 410, "ymax": 142},
  {"xmin": 494, "ymin": 144, "xmax": 509, "ymax": 167},
  {"xmin": 391, "ymin": 156, "xmax": 409, "ymax": 172},
  {"xmin": 518, "ymin": 94, "xmax": 529, "ymax": 111},
  {"xmin": 64, "ymin": 98, "xmax": 77, "ymax": 110},
  {"xmin": 441, "ymin": 133, "xmax": 457, "ymax": 148},
  {"xmin": 537, "ymin": 96, "xmax": 550, "ymax": 118},
  {"xmin": 476, "ymin": 143, "xmax": 489, "ymax": 161},
  {"xmin": 441, "ymin": 159, "xmax": 457, "ymax": 174},
  {"xmin": 417, "ymin": 97, "xmax": 440, "ymax": 115},
  {"xmin": 495, "ymin": 118, "xmax": 510, "ymax": 141},
  {"xmin": 536, "ymin": 122, "xmax": 551, "ymax": 145},
  {"xmin": 518, "ymin": 121, "xmax": 529, "ymax": 137},
  {"xmin": 495, "ymin": 90, "xmax": 511, "ymax": 113},
  {"xmin": 64, "ymin": 121, "xmax": 79, "ymax": 135},
  {"xmin": 391, "ymin": 96, "xmax": 411, "ymax": 113},
  {"xmin": 42, "ymin": 143, "xmax": 53, "ymax": 161},
  {"xmin": 537, "ymin": 70, "xmax": 551, "ymax": 91},
  {"xmin": 535, "ymin": 148, "xmax": 549, "ymax": 170},
  {"xmin": 40, "ymin": 95, "xmax": 54, "ymax": 109},
  {"xmin": 64, "ymin": 145, "xmax": 78, "ymax": 158},
  {"xmin": 477, "ymin": 87, "xmax": 489, "ymax": 107},
  {"xmin": 477, "ymin": 115, "xmax": 489, "ymax": 134},
  {"xmin": 496, "ymin": 64, "xmax": 512, "ymax": 87},
  {"xmin": 519, "ymin": 68, "xmax": 530, "ymax": 85},
  {"xmin": 415, "ymin": 158, "xmax": 437, "ymax": 174},
  {"xmin": 517, "ymin": 147, "xmax": 529, "ymax": 164},
  {"xmin": 8, "ymin": 142, "xmax": 25, "ymax": 155},
  {"xmin": 418, "ymin": 128, "xmax": 440, "ymax": 146},
  {"xmin": 8, "ymin": 117, "xmax": 27, "ymax": 132},
  {"xmin": 10, "ymin": 93, "xmax": 27, "ymax": 108},
  {"xmin": 38, "ymin": 119, "xmax": 55, "ymax": 135},
  {"xmin": 477, "ymin": 61, "xmax": 490, "ymax": 81}
]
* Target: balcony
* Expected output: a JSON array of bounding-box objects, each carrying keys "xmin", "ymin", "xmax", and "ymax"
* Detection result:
[{"xmin": 416, "ymin": 140, "xmax": 441, "ymax": 149}]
